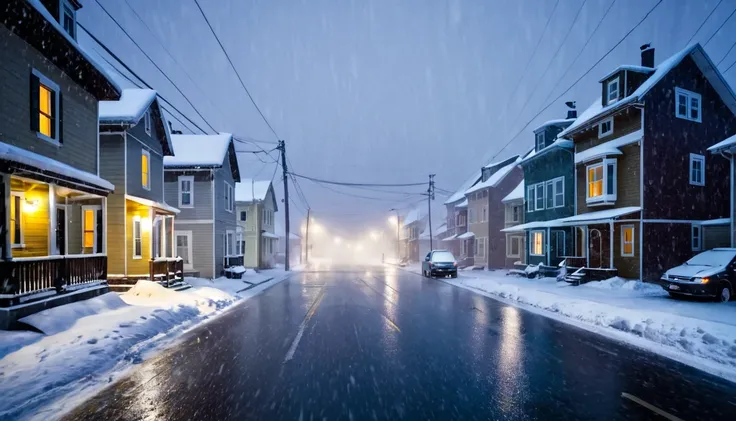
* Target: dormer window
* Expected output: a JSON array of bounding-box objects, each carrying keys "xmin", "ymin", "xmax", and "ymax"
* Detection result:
[
  {"xmin": 482, "ymin": 168, "xmax": 491, "ymax": 182},
  {"xmin": 60, "ymin": 0, "xmax": 76, "ymax": 39},
  {"xmin": 598, "ymin": 117, "xmax": 613, "ymax": 138},
  {"xmin": 535, "ymin": 132, "xmax": 545, "ymax": 151},
  {"xmin": 606, "ymin": 77, "xmax": 620, "ymax": 105}
]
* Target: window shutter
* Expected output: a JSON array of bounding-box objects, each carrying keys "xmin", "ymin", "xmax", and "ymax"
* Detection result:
[
  {"xmin": 58, "ymin": 92, "xmax": 64, "ymax": 143},
  {"xmin": 29, "ymin": 73, "xmax": 40, "ymax": 132}
]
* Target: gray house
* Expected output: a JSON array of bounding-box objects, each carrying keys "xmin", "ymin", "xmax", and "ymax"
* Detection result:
[
  {"xmin": 99, "ymin": 89, "xmax": 180, "ymax": 284},
  {"xmin": 163, "ymin": 134, "xmax": 241, "ymax": 278}
]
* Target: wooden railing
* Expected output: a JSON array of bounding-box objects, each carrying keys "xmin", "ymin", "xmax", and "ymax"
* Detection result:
[
  {"xmin": 562, "ymin": 256, "xmax": 587, "ymax": 268},
  {"xmin": 0, "ymin": 254, "xmax": 107, "ymax": 307},
  {"xmin": 224, "ymin": 255, "xmax": 244, "ymax": 268},
  {"xmin": 149, "ymin": 258, "xmax": 184, "ymax": 288}
]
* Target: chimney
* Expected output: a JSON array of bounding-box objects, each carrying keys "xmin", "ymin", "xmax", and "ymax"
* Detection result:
[
  {"xmin": 565, "ymin": 101, "xmax": 577, "ymax": 119},
  {"xmin": 641, "ymin": 43, "xmax": 654, "ymax": 68},
  {"xmin": 168, "ymin": 121, "xmax": 183, "ymax": 134}
]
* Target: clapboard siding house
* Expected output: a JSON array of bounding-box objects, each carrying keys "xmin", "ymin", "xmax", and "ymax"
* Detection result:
[
  {"xmin": 558, "ymin": 44, "xmax": 735, "ymax": 283},
  {"xmin": 235, "ymin": 179, "xmax": 278, "ymax": 269},
  {"xmin": 99, "ymin": 89, "xmax": 182, "ymax": 287},
  {"xmin": 0, "ymin": 0, "xmax": 121, "ymax": 326},
  {"xmin": 164, "ymin": 134, "xmax": 241, "ymax": 279},
  {"xmin": 442, "ymin": 173, "xmax": 478, "ymax": 267},
  {"xmin": 502, "ymin": 181, "xmax": 525, "ymax": 268}
]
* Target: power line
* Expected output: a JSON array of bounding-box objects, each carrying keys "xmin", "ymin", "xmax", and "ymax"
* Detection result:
[
  {"xmin": 716, "ymin": 39, "xmax": 736, "ymax": 67},
  {"xmin": 723, "ymin": 56, "xmax": 736, "ymax": 74},
  {"xmin": 193, "ymin": 0, "xmax": 280, "ymax": 140},
  {"xmin": 291, "ymin": 172, "xmax": 427, "ymax": 187},
  {"xmin": 704, "ymin": 5, "xmax": 736, "ymax": 46},
  {"xmin": 684, "ymin": 0, "xmax": 724, "ymax": 47},
  {"xmin": 311, "ymin": 181, "xmax": 423, "ymax": 202}
]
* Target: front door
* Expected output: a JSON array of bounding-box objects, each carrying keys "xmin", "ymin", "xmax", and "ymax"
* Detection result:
[
  {"xmin": 55, "ymin": 206, "xmax": 66, "ymax": 255},
  {"xmin": 589, "ymin": 229, "xmax": 602, "ymax": 268},
  {"xmin": 175, "ymin": 231, "xmax": 193, "ymax": 270}
]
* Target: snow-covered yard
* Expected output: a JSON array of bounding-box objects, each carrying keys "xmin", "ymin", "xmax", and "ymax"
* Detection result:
[
  {"xmin": 0, "ymin": 270, "xmax": 292, "ymax": 420},
  {"xmin": 398, "ymin": 263, "xmax": 736, "ymax": 382}
]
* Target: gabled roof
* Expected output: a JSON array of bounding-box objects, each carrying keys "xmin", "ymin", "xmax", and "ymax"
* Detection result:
[
  {"xmin": 164, "ymin": 133, "xmax": 241, "ymax": 181},
  {"xmin": 99, "ymin": 90, "xmax": 174, "ymax": 155},
  {"xmin": 403, "ymin": 208, "xmax": 424, "ymax": 226},
  {"xmin": 532, "ymin": 118, "xmax": 576, "ymax": 133},
  {"xmin": 235, "ymin": 179, "xmax": 278, "ymax": 211},
  {"xmin": 560, "ymin": 43, "xmax": 736, "ymax": 138},
  {"xmin": 518, "ymin": 139, "xmax": 572, "ymax": 166},
  {"xmin": 465, "ymin": 155, "xmax": 520, "ymax": 195},
  {"xmin": 502, "ymin": 181, "xmax": 524, "ymax": 203},
  {"xmin": 444, "ymin": 172, "xmax": 482, "ymax": 205},
  {"xmin": 597, "ymin": 65, "xmax": 654, "ymax": 83}
]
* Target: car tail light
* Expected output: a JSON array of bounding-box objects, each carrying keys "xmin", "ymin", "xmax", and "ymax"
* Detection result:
[{"xmin": 453, "ymin": 262, "xmax": 457, "ymax": 267}]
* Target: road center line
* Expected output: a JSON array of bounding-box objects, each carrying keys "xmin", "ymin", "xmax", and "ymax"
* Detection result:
[
  {"xmin": 621, "ymin": 392, "xmax": 686, "ymax": 421},
  {"xmin": 283, "ymin": 288, "xmax": 325, "ymax": 363}
]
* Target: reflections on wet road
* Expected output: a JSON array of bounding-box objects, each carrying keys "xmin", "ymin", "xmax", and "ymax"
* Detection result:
[{"xmin": 496, "ymin": 305, "xmax": 527, "ymax": 417}]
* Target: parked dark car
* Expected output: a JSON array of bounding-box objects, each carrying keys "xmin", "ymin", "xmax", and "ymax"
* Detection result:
[
  {"xmin": 422, "ymin": 250, "xmax": 458, "ymax": 278},
  {"xmin": 659, "ymin": 248, "xmax": 736, "ymax": 302}
]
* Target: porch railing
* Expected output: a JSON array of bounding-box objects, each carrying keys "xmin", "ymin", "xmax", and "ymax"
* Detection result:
[
  {"xmin": 224, "ymin": 254, "xmax": 244, "ymax": 268},
  {"xmin": 562, "ymin": 256, "xmax": 587, "ymax": 268},
  {"xmin": 149, "ymin": 258, "xmax": 184, "ymax": 288},
  {"xmin": 0, "ymin": 254, "xmax": 107, "ymax": 307}
]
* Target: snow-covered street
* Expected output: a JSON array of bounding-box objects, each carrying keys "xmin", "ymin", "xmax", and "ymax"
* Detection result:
[
  {"xmin": 398, "ymin": 263, "xmax": 736, "ymax": 382},
  {"xmin": 0, "ymin": 270, "xmax": 291, "ymax": 420}
]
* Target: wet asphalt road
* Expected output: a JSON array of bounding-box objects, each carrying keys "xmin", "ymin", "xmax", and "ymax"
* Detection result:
[{"xmin": 64, "ymin": 265, "xmax": 736, "ymax": 421}]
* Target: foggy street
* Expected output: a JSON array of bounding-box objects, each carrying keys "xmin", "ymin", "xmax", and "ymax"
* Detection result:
[{"xmin": 64, "ymin": 265, "xmax": 736, "ymax": 421}]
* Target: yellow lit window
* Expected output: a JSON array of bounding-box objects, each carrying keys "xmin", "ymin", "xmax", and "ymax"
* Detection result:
[
  {"xmin": 84, "ymin": 209, "xmax": 95, "ymax": 249},
  {"xmin": 39, "ymin": 85, "xmax": 53, "ymax": 137},
  {"xmin": 531, "ymin": 231, "xmax": 544, "ymax": 256},
  {"xmin": 141, "ymin": 151, "xmax": 150, "ymax": 189},
  {"xmin": 588, "ymin": 165, "xmax": 603, "ymax": 198},
  {"xmin": 622, "ymin": 226, "xmax": 634, "ymax": 256},
  {"xmin": 10, "ymin": 194, "xmax": 22, "ymax": 246}
]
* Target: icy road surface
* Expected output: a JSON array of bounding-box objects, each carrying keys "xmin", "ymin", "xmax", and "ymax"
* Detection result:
[{"xmin": 63, "ymin": 265, "xmax": 736, "ymax": 420}]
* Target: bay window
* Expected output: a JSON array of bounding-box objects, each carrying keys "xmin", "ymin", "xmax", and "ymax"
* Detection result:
[{"xmin": 586, "ymin": 159, "xmax": 617, "ymax": 204}]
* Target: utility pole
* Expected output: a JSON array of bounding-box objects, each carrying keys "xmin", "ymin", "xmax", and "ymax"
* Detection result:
[
  {"xmin": 305, "ymin": 208, "xmax": 311, "ymax": 265},
  {"xmin": 428, "ymin": 174, "xmax": 435, "ymax": 251},
  {"xmin": 278, "ymin": 140, "xmax": 290, "ymax": 271}
]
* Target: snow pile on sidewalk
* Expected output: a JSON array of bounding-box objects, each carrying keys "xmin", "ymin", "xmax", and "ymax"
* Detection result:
[{"xmin": 442, "ymin": 270, "xmax": 736, "ymax": 380}]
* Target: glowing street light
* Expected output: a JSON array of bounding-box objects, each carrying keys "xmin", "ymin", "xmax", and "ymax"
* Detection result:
[{"xmin": 334, "ymin": 236, "xmax": 342, "ymax": 245}]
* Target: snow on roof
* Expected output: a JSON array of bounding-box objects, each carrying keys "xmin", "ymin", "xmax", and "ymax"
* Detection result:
[
  {"xmin": 708, "ymin": 133, "xmax": 736, "ymax": 153},
  {"xmin": 125, "ymin": 194, "xmax": 179, "ymax": 214},
  {"xmin": 164, "ymin": 133, "xmax": 232, "ymax": 167},
  {"xmin": 99, "ymin": 89, "xmax": 157, "ymax": 124},
  {"xmin": 465, "ymin": 157, "xmax": 520, "ymax": 195},
  {"xmin": 502, "ymin": 181, "xmax": 525, "ymax": 203},
  {"xmin": 0, "ymin": 141, "xmax": 114, "ymax": 191},
  {"xmin": 441, "ymin": 234, "xmax": 457, "ymax": 241},
  {"xmin": 457, "ymin": 231, "xmax": 474, "ymax": 239},
  {"xmin": 403, "ymin": 208, "xmax": 424, "ymax": 225},
  {"xmin": 263, "ymin": 232, "xmax": 279, "ymax": 239},
  {"xmin": 561, "ymin": 44, "xmax": 736, "ymax": 139},
  {"xmin": 444, "ymin": 172, "xmax": 482, "ymax": 205},
  {"xmin": 235, "ymin": 179, "xmax": 271, "ymax": 202},
  {"xmin": 518, "ymin": 139, "xmax": 573, "ymax": 166},
  {"xmin": 456, "ymin": 199, "xmax": 468, "ymax": 208},
  {"xmin": 597, "ymin": 65, "xmax": 654, "ymax": 82},
  {"xmin": 501, "ymin": 220, "xmax": 551, "ymax": 232},
  {"xmin": 434, "ymin": 223, "xmax": 448, "ymax": 236},
  {"xmin": 26, "ymin": 0, "xmax": 122, "ymax": 94},
  {"xmin": 533, "ymin": 118, "xmax": 576, "ymax": 133},
  {"xmin": 701, "ymin": 218, "xmax": 730, "ymax": 226},
  {"xmin": 558, "ymin": 207, "xmax": 641, "ymax": 225},
  {"xmin": 574, "ymin": 130, "xmax": 643, "ymax": 164}
]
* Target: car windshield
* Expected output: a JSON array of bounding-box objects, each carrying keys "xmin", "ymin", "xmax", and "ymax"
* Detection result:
[
  {"xmin": 685, "ymin": 250, "xmax": 736, "ymax": 267},
  {"xmin": 431, "ymin": 251, "xmax": 455, "ymax": 262}
]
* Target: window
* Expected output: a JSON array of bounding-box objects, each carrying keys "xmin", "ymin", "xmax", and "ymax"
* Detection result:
[
  {"xmin": 545, "ymin": 180, "xmax": 554, "ymax": 209},
  {"xmin": 133, "ymin": 217, "xmax": 142, "ymax": 259},
  {"xmin": 468, "ymin": 209, "xmax": 474, "ymax": 224},
  {"xmin": 536, "ymin": 131, "xmax": 545, "ymax": 151},
  {"xmin": 141, "ymin": 150, "xmax": 150, "ymax": 190},
  {"xmin": 530, "ymin": 231, "xmax": 544, "ymax": 256},
  {"xmin": 535, "ymin": 183, "xmax": 544, "ymax": 211},
  {"xmin": 60, "ymin": 0, "xmax": 76, "ymax": 38},
  {"xmin": 512, "ymin": 205, "xmax": 520, "ymax": 222},
  {"xmin": 238, "ymin": 240, "xmax": 246, "ymax": 255},
  {"xmin": 31, "ymin": 69, "xmax": 61, "ymax": 144},
  {"xmin": 178, "ymin": 176, "xmax": 193, "ymax": 207},
  {"xmin": 598, "ymin": 117, "xmax": 613, "ymax": 138},
  {"xmin": 621, "ymin": 225, "xmax": 635, "ymax": 257},
  {"xmin": 144, "ymin": 110, "xmax": 152, "ymax": 136},
  {"xmin": 553, "ymin": 177, "xmax": 564, "ymax": 208},
  {"xmin": 83, "ymin": 208, "xmax": 95, "ymax": 251},
  {"xmin": 692, "ymin": 224, "xmax": 702, "ymax": 251},
  {"xmin": 506, "ymin": 235, "xmax": 521, "ymax": 258},
  {"xmin": 240, "ymin": 210, "xmax": 247, "ymax": 221},
  {"xmin": 224, "ymin": 182, "xmax": 234, "ymax": 212},
  {"xmin": 527, "ymin": 186, "xmax": 535, "ymax": 212},
  {"xmin": 606, "ymin": 77, "xmax": 620, "ymax": 105},
  {"xmin": 552, "ymin": 230, "xmax": 566, "ymax": 257},
  {"xmin": 586, "ymin": 159, "xmax": 617, "ymax": 204},
  {"xmin": 690, "ymin": 153, "xmax": 705, "ymax": 186},
  {"xmin": 226, "ymin": 231, "xmax": 235, "ymax": 256},
  {"xmin": 10, "ymin": 193, "xmax": 24, "ymax": 247},
  {"xmin": 462, "ymin": 239, "xmax": 468, "ymax": 256},
  {"xmin": 675, "ymin": 87, "xmax": 702, "ymax": 122},
  {"xmin": 476, "ymin": 238, "xmax": 486, "ymax": 257},
  {"xmin": 482, "ymin": 206, "xmax": 487, "ymax": 222}
]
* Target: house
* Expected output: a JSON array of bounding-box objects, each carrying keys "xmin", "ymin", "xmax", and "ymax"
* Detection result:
[
  {"xmin": 502, "ymin": 115, "xmax": 576, "ymax": 273},
  {"xmin": 234, "ymin": 179, "xmax": 279, "ymax": 269},
  {"xmin": 403, "ymin": 208, "xmax": 426, "ymax": 262},
  {"xmin": 502, "ymin": 181, "xmax": 525, "ymax": 268},
  {"xmin": 0, "ymin": 0, "xmax": 121, "ymax": 326},
  {"xmin": 442, "ymin": 174, "xmax": 480, "ymax": 266},
  {"xmin": 706, "ymin": 134, "xmax": 736, "ymax": 247},
  {"xmin": 163, "ymin": 133, "xmax": 241, "ymax": 278},
  {"xmin": 99, "ymin": 89, "xmax": 182, "ymax": 287},
  {"xmin": 558, "ymin": 43, "xmax": 735, "ymax": 282},
  {"xmin": 418, "ymin": 219, "xmax": 445, "ymax": 258},
  {"xmin": 463, "ymin": 155, "xmax": 523, "ymax": 269}
]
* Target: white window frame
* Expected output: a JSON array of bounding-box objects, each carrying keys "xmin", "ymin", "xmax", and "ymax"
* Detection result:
[
  {"xmin": 675, "ymin": 87, "xmax": 702, "ymax": 123},
  {"xmin": 475, "ymin": 237, "xmax": 486, "ymax": 257},
  {"xmin": 178, "ymin": 175, "xmax": 194, "ymax": 208},
  {"xmin": 689, "ymin": 153, "xmax": 705, "ymax": 186},
  {"xmin": 226, "ymin": 230, "xmax": 235, "ymax": 256},
  {"xmin": 240, "ymin": 210, "xmax": 247, "ymax": 221},
  {"xmin": 527, "ymin": 185, "xmax": 535, "ymax": 212},
  {"xmin": 691, "ymin": 224, "xmax": 702, "ymax": 251},
  {"xmin": 468, "ymin": 208, "xmax": 474, "ymax": 224},
  {"xmin": 512, "ymin": 205, "xmax": 520, "ymax": 222},
  {"xmin": 598, "ymin": 117, "xmax": 613, "ymax": 138},
  {"xmin": 545, "ymin": 180, "xmax": 554, "ymax": 209},
  {"xmin": 59, "ymin": 0, "xmax": 76, "ymax": 39},
  {"xmin": 553, "ymin": 176, "xmax": 564, "ymax": 208},
  {"xmin": 462, "ymin": 239, "xmax": 468, "ymax": 256},
  {"xmin": 530, "ymin": 230, "xmax": 544, "ymax": 256},
  {"xmin": 144, "ymin": 109, "xmax": 152, "ymax": 136},
  {"xmin": 482, "ymin": 206, "xmax": 487, "ymax": 222},
  {"xmin": 506, "ymin": 234, "xmax": 521, "ymax": 258},
  {"xmin": 621, "ymin": 224, "xmax": 635, "ymax": 257},
  {"xmin": 606, "ymin": 77, "xmax": 620, "ymax": 105},
  {"xmin": 175, "ymin": 230, "xmax": 193, "ymax": 269},
  {"xmin": 552, "ymin": 230, "xmax": 566, "ymax": 258},
  {"xmin": 32, "ymin": 69, "xmax": 61, "ymax": 145},
  {"xmin": 141, "ymin": 149, "xmax": 151, "ymax": 190},
  {"xmin": 224, "ymin": 182, "xmax": 234, "ymax": 213},
  {"xmin": 81, "ymin": 205, "xmax": 101, "ymax": 253},
  {"xmin": 132, "ymin": 217, "xmax": 142, "ymax": 259},
  {"xmin": 534, "ymin": 182, "xmax": 545, "ymax": 211},
  {"xmin": 586, "ymin": 159, "xmax": 617, "ymax": 205},
  {"xmin": 10, "ymin": 192, "xmax": 25, "ymax": 248},
  {"xmin": 535, "ymin": 131, "xmax": 545, "ymax": 151}
]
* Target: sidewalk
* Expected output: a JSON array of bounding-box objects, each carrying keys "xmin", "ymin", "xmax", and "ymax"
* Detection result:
[
  {"xmin": 0, "ymin": 270, "xmax": 292, "ymax": 420},
  {"xmin": 397, "ymin": 263, "xmax": 736, "ymax": 382}
]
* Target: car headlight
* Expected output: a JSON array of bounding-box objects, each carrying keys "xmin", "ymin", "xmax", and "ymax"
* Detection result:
[
  {"xmin": 694, "ymin": 277, "xmax": 710, "ymax": 284},
  {"xmin": 661, "ymin": 273, "xmax": 669, "ymax": 280}
]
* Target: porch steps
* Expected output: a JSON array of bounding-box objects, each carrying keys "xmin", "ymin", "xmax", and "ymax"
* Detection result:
[{"xmin": 564, "ymin": 268, "xmax": 587, "ymax": 285}]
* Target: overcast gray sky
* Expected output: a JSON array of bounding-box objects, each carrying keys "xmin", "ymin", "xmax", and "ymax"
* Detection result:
[{"xmin": 79, "ymin": 0, "xmax": 736, "ymax": 236}]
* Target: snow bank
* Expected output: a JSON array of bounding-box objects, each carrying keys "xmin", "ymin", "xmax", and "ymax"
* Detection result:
[{"xmin": 19, "ymin": 293, "xmax": 128, "ymax": 335}]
